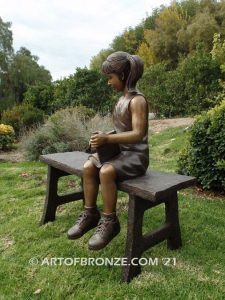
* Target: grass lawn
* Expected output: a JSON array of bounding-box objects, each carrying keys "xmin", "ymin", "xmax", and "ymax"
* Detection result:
[{"xmin": 0, "ymin": 127, "xmax": 225, "ymax": 299}]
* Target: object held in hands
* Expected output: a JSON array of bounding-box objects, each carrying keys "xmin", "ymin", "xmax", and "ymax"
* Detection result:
[
  {"xmin": 86, "ymin": 130, "xmax": 121, "ymax": 163},
  {"xmin": 97, "ymin": 130, "xmax": 121, "ymax": 164}
]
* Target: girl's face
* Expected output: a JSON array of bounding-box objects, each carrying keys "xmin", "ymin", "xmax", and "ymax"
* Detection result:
[{"xmin": 107, "ymin": 73, "xmax": 125, "ymax": 92}]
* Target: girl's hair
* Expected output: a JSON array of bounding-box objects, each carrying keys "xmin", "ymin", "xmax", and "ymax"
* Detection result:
[{"xmin": 102, "ymin": 51, "xmax": 144, "ymax": 94}]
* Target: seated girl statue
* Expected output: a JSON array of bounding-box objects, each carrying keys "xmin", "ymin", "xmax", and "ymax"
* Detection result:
[{"xmin": 67, "ymin": 51, "xmax": 149, "ymax": 250}]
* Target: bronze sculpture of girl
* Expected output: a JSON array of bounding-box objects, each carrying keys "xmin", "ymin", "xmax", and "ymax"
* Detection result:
[{"xmin": 67, "ymin": 51, "xmax": 149, "ymax": 250}]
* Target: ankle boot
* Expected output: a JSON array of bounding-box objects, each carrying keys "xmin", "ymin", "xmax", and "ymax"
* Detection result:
[
  {"xmin": 67, "ymin": 206, "xmax": 100, "ymax": 240},
  {"xmin": 88, "ymin": 212, "xmax": 120, "ymax": 250}
]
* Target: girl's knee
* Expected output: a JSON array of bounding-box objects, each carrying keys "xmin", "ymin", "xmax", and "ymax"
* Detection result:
[
  {"xmin": 83, "ymin": 160, "xmax": 98, "ymax": 176},
  {"xmin": 99, "ymin": 164, "xmax": 116, "ymax": 181}
]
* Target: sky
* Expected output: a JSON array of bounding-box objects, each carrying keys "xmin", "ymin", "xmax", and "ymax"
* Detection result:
[{"xmin": 0, "ymin": 0, "xmax": 171, "ymax": 80}]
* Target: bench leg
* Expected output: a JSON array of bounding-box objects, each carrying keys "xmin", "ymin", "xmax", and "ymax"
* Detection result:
[
  {"xmin": 40, "ymin": 166, "xmax": 84, "ymax": 225},
  {"xmin": 165, "ymin": 192, "xmax": 182, "ymax": 250},
  {"xmin": 122, "ymin": 195, "xmax": 150, "ymax": 283},
  {"xmin": 40, "ymin": 166, "xmax": 61, "ymax": 225}
]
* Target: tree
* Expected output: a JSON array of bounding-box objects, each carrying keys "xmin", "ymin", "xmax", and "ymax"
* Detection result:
[
  {"xmin": 144, "ymin": 4, "xmax": 189, "ymax": 67},
  {"xmin": 111, "ymin": 25, "xmax": 144, "ymax": 54},
  {"xmin": 175, "ymin": 46, "xmax": 222, "ymax": 114},
  {"xmin": 214, "ymin": 0, "xmax": 225, "ymax": 33},
  {"xmin": 51, "ymin": 77, "xmax": 74, "ymax": 111},
  {"xmin": 210, "ymin": 33, "xmax": 225, "ymax": 95},
  {"xmin": 211, "ymin": 33, "xmax": 225, "ymax": 73},
  {"xmin": 139, "ymin": 63, "xmax": 168, "ymax": 115},
  {"xmin": 8, "ymin": 47, "xmax": 52, "ymax": 103},
  {"xmin": 24, "ymin": 82, "xmax": 54, "ymax": 114},
  {"xmin": 90, "ymin": 8, "xmax": 163, "ymax": 71},
  {"xmin": 185, "ymin": 11, "xmax": 219, "ymax": 52},
  {"xmin": 0, "ymin": 17, "xmax": 13, "ymax": 73},
  {"xmin": 89, "ymin": 48, "xmax": 113, "ymax": 71},
  {"xmin": 0, "ymin": 17, "xmax": 13, "ymax": 101},
  {"xmin": 175, "ymin": 0, "xmax": 200, "ymax": 18},
  {"xmin": 136, "ymin": 41, "xmax": 158, "ymax": 67},
  {"xmin": 139, "ymin": 45, "xmax": 222, "ymax": 117},
  {"xmin": 66, "ymin": 67, "xmax": 115, "ymax": 115},
  {"xmin": 46, "ymin": 68, "xmax": 116, "ymax": 115},
  {"xmin": 143, "ymin": 7, "xmax": 163, "ymax": 30}
]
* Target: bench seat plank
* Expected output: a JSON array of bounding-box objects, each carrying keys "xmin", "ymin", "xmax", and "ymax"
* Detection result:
[
  {"xmin": 118, "ymin": 171, "xmax": 196, "ymax": 202},
  {"xmin": 40, "ymin": 151, "xmax": 89, "ymax": 177}
]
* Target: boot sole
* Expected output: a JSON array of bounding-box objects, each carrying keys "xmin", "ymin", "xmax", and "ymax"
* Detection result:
[{"xmin": 67, "ymin": 222, "xmax": 100, "ymax": 240}]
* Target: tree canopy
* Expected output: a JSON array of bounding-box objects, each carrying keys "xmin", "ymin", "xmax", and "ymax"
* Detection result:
[
  {"xmin": 0, "ymin": 17, "xmax": 13, "ymax": 73},
  {"xmin": 90, "ymin": 0, "xmax": 225, "ymax": 70},
  {"xmin": 0, "ymin": 18, "xmax": 52, "ymax": 114},
  {"xmin": 9, "ymin": 47, "xmax": 51, "ymax": 104}
]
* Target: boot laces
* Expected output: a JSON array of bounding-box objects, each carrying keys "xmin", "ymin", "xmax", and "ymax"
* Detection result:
[
  {"xmin": 96, "ymin": 218, "xmax": 113, "ymax": 235},
  {"xmin": 76, "ymin": 210, "xmax": 89, "ymax": 225}
]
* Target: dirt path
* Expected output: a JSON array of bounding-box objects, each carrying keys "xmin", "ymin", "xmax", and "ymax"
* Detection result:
[
  {"xmin": 0, "ymin": 150, "xmax": 25, "ymax": 163},
  {"xmin": 149, "ymin": 117, "xmax": 194, "ymax": 133},
  {"xmin": 0, "ymin": 118, "xmax": 194, "ymax": 162}
]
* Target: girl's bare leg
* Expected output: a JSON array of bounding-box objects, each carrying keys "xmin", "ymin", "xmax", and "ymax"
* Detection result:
[
  {"xmin": 83, "ymin": 159, "xmax": 99, "ymax": 207},
  {"xmin": 99, "ymin": 164, "xmax": 117, "ymax": 213}
]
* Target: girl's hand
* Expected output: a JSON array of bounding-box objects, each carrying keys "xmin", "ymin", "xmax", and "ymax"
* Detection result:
[{"xmin": 90, "ymin": 133, "xmax": 108, "ymax": 148}]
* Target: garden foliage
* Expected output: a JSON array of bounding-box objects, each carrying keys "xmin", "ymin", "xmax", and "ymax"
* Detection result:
[
  {"xmin": 21, "ymin": 106, "xmax": 113, "ymax": 161},
  {"xmin": 139, "ymin": 48, "xmax": 223, "ymax": 117},
  {"xmin": 178, "ymin": 99, "xmax": 225, "ymax": 190},
  {"xmin": 1, "ymin": 104, "xmax": 45, "ymax": 135},
  {"xmin": 0, "ymin": 123, "xmax": 15, "ymax": 150}
]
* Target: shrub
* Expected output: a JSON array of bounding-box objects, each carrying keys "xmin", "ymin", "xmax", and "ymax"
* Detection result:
[
  {"xmin": 51, "ymin": 68, "xmax": 116, "ymax": 115},
  {"xmin": 178, "ymin": 99, "xmax": 225, "ymax": 190},
  {"xmin": 0, "ymin": 124, "xmax": 15, "ymax": 151},
  {"xmin": 21, "ymin": 107, "xmax": 113, "ymax": 161},
  {"xmin": 24, "ymin": 83, "xmax": 54, "ymax": 114},
  {"xmin": 1, "ymin": 103, "xmax": 45, "ymax": 135},
  {"xmin": 50, "ymin": 105, "xmax": 96, "ymax": 122}
]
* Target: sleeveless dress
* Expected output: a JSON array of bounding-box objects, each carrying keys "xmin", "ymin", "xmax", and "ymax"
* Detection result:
[{"xmin": 89, "ymin": 93, "xmax": 149, "ymax": 181}]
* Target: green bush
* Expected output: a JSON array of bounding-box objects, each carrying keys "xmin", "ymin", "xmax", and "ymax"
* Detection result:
[
  {"xmin": 21, "ymin": 106, "xmax": 113, "ymax": 161},
  {"xmin": 0, "ymin": 124, "xmax": 15, "ymax": 151},
  {"xmin": 24, "ymin": 83, "xmax": 54, "ymax": 114},
  {"xmin": 178, "ymin": 99, "xmax": 225, "ymax": 190},
  {"xmin": 51, "ymin": 68, "xmax": 116, "ymax": 115},
  {"xmin": 1, "ymin": 104, "xmax": 45, "ymax": 135}
]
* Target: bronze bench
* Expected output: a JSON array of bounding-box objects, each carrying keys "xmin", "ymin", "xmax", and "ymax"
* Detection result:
[{"xmin": 40, "ymin": 151, "xmax": 196, "ymax": 282}]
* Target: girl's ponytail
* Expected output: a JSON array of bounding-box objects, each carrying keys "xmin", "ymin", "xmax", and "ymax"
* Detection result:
[{"xmin": 126, "ymin": 54, "xmax": 144, "ymax": 94}]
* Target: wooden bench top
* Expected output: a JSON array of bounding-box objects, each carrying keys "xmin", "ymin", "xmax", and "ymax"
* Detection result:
[{"xmin": 40, "ymin": 151, "xmax": 196, "ymax": 203}]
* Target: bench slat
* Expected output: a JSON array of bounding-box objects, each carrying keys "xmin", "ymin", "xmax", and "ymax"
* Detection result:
[
  {"xmin": 40, "ymin": 151, "xmax": 196, "ymax": 202},
  {"xmin": 40, "ymin": 151, "xmax": 89, "ymax": 177},
  {"xmin": 118, "ymin": 171, "xmax": 196, "ymax": 202}
]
